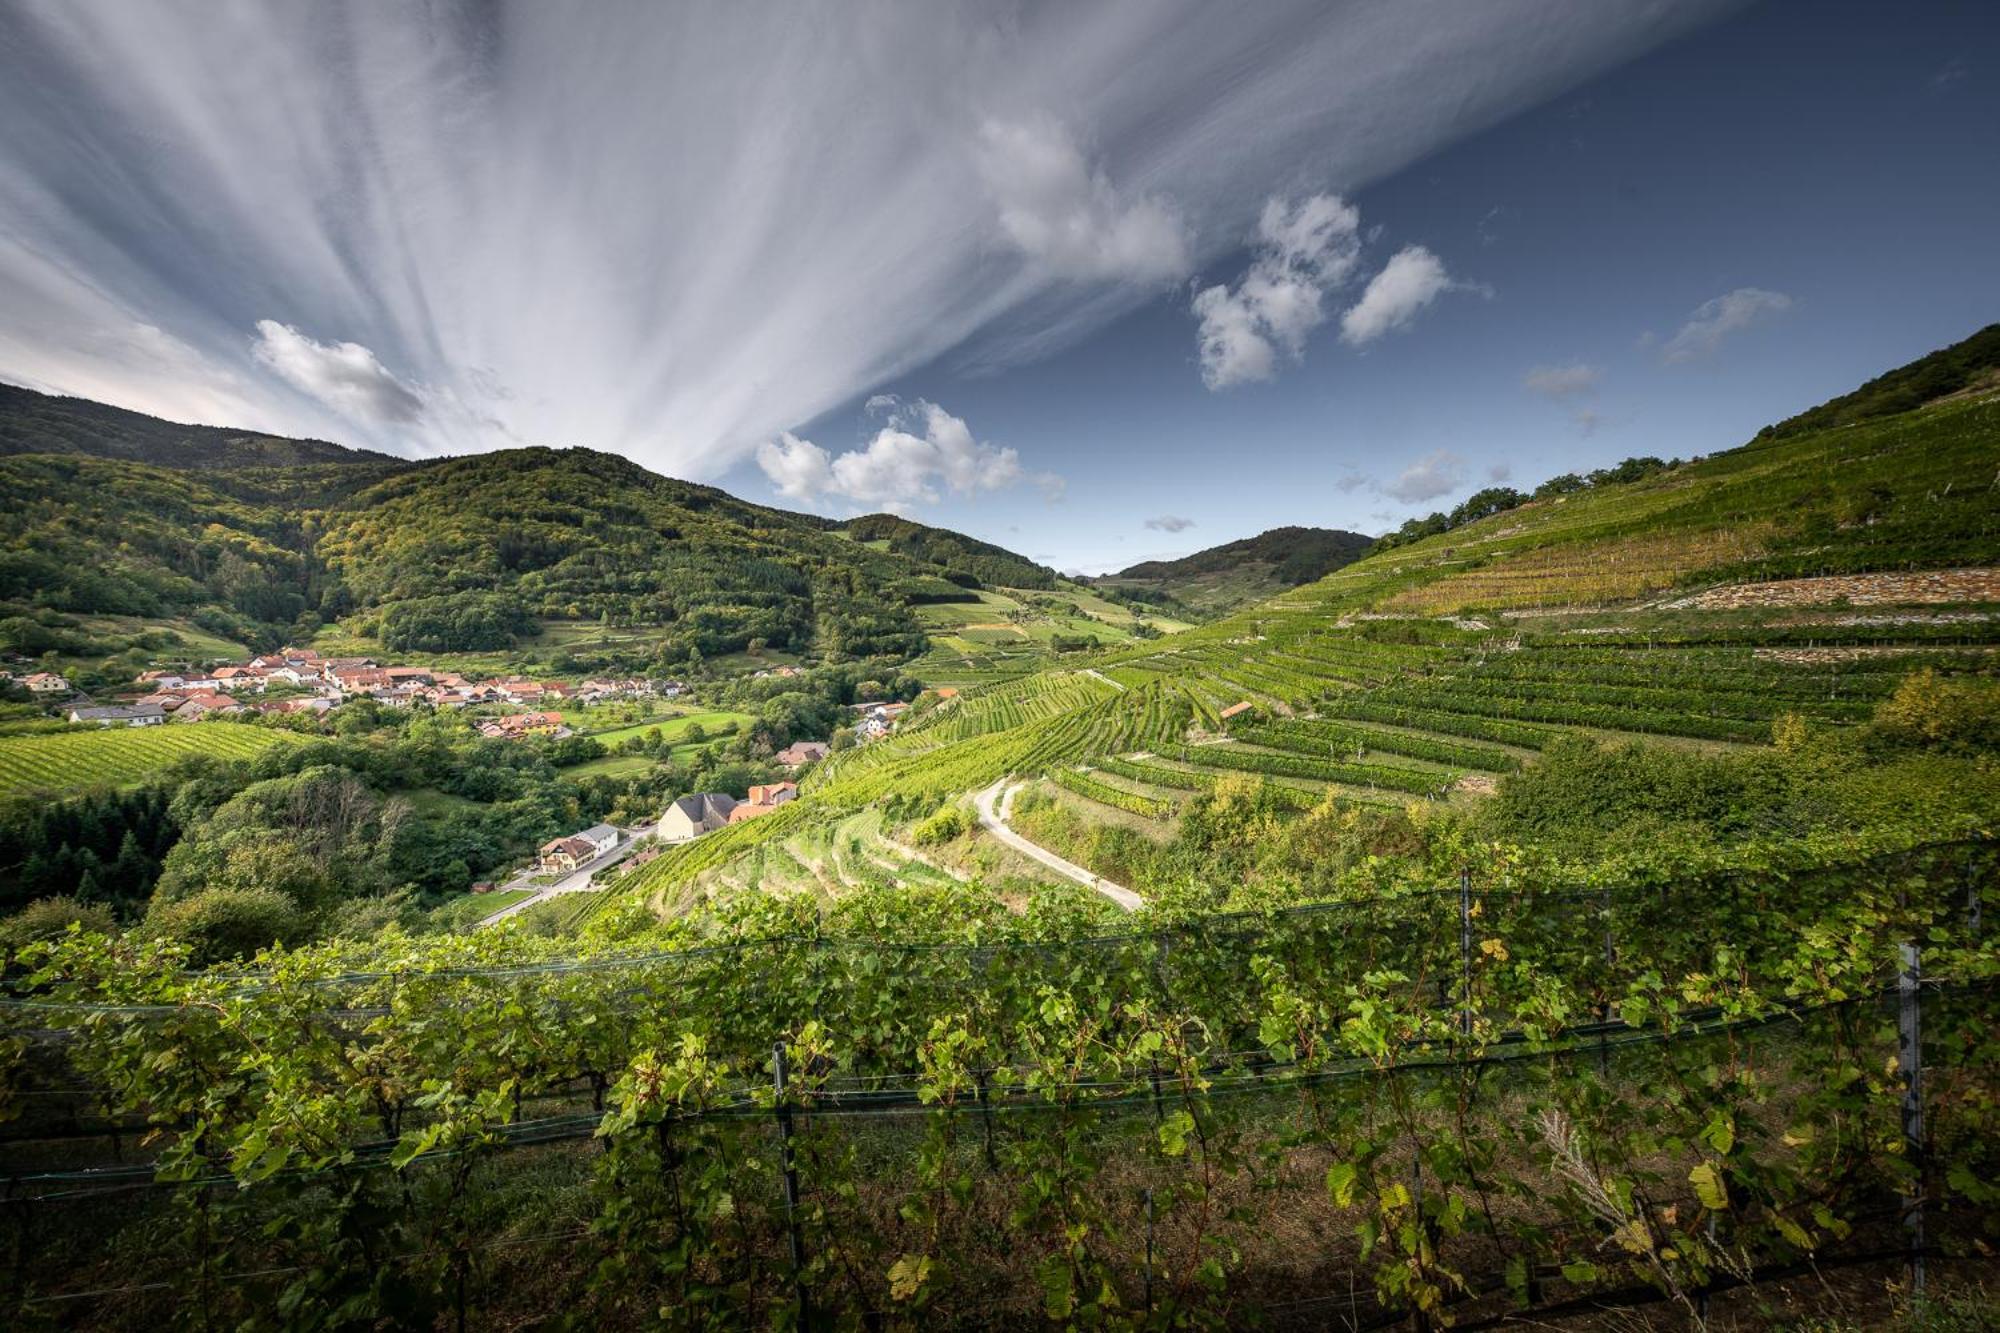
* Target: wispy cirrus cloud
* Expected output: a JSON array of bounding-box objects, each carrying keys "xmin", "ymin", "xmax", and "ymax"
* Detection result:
[{"xmin": 0, "ymin": 2, "xmax": 1729, "ymax": 471}]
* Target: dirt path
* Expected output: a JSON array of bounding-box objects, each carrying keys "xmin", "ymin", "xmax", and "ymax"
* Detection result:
[{"xmin": 974, "ymin": 780, "xmax": 1143, "ymax": 912}]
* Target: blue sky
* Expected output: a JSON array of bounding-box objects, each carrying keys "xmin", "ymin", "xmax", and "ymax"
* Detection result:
[
  {"xmin": 1, "ymin": 1, "xmax": 1994, "ymax": 574},
  {"xmin": 727, "ymin": 0, "xmax": 2000, "ymax": 572}
]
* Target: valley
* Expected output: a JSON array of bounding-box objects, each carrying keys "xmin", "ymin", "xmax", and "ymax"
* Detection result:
[{"xmin": 4, "ymin": 333, "xmax": 1998, "ymax": 1328}]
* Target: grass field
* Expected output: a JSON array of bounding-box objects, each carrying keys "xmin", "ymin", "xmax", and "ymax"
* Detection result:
[
  {"xmin": 582, "ymin": 709, "xmax": 752, "ymax": 749},
  {"xmin": 562, "ymin": 753, "xmax": 658, "ymax": 780},
  {"xmin": 0, "ymin": 722, "xmax": 299, "ymax": 797}
]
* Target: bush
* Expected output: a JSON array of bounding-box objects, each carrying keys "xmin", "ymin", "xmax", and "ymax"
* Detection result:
[
  {"xmin": 1871, "ymin": 669, "xmax": 2000, "ymax": 754},
  {"xmin": 0, "ymin": 896, "xmax": 118, "ymax": 951},
  {"xmin": 145, "ymin": 887, "xmax": 307, "ymax": 965},
  {"xmin": 911, "ymin": 805, "xmax": 969, "ymax": 846}
]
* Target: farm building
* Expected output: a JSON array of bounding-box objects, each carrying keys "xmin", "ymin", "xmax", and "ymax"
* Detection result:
[
  {"xmin": 659, "ymin": 792, "xmax": 737, "ymax": 840},
  {"xmin": 68, "ymin": 702, "xmax": 168, "ymax": 728}
]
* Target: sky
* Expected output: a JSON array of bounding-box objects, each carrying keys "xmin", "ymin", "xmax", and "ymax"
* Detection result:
[{"xmin": 1, "ymin": 1, "xmax": 1995, "ymax": 575}]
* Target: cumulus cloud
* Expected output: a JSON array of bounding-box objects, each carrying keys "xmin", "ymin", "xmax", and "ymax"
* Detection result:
[
  {"xmin": 862, "ymin": 393, "xmax": 900, "ymax": 416},
  {"xmin": 979, "ymin": 118, "xmax": 1190, "ymax": 284},
  {"xmin": 0, "ymin": 3, "xmax": 1727, "ymax": 464},
  {"xmin": 1145, "ymin": 515, "xmax": 1196, "ymax": 532},
  {"xmin": 756, "ymin": 401, "xmax": 1040, "ymax": 514},
  {"xmin": 251, "ymin": 320, "xmax": 425, "ymax": 423},
  {"xmin": 1192, "ymin": 193, "xmax": 1362, "ymax": 389},
  {"xmin": 1661, "ymin": 287, "xmax": 1793, "ymax": 363},
  {"xmin": 1523, "ymin": 362, "xmax": 1601, "ymax": 398},
  {"xmin": 1383, "ymin": 449, "xmax": 1467, "ymax": 503},
  {"xmin": 1339, "ymin": 246, "xmax": 1460, "ymax": 345}
]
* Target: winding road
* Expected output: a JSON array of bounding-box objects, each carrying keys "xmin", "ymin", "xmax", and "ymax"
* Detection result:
[{"xmin": 973, "ymin": 779, "xmax": 1143, "ymax": 912}]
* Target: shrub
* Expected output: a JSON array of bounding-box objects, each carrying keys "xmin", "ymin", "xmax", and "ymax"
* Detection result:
[
  {"xmin": 1872, "ymin": 669, "xmax": 2000, "ymax": 754},
  {"xmin": 911, "ymin": 804, "xmax": 969, "ymax": 846},
  {"xmin": 145, "ymin": 887, "xmax": 307, "ymax": 965},
  {"xmin": 0, "ymin": 896, "xmax": 118, "ymax": 951}
]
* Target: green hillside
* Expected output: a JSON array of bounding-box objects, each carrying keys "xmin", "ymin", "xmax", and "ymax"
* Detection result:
[
  {"xmin": 5, "ymin": 337, "xmax": 1999, "ymax": 1331},
  {"xmin": 617, "ymin": 330, "xmax": 2000, "ymax": 915},
  {"xmin": 0, "ymin": 381, "xmax": 400, "ymax": 468},
  {"xmin": 1101, "ymin": 524, "xmax": 1375, "ymax": 615},
  {"xmin": 0, "ymin": 392, "xmax": 1067, "ymax": 673}
]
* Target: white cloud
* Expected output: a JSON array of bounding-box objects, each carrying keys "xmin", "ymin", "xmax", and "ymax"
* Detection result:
[
  {"xmin": 1145, "ymin": 515, "xmax": 1195, "ymax": 533},
  {"xmin": 756, "ymin": 401, "xmax": 1041, "ymax": 514},
  {"xmin": 1339, "ymin": 246, "xmax": 1459, "ymax": 345},
  {"xmin": 1384, "ymin": 449, "xmax": 1466, "ymax": 504},
  {"xmin": 0, "ymin": 3, "xmax": 1728, "ymax": 464},
  {"xmin": 1523, "ymin": 362, "xmax": 1601, "ymax": 398},
  {"xmin": 251, "ymin": 320, "xmax": 425, "ymax": 424},
  {"xmin": 1660, "ymin": 287, "xmax": 1792, "ymax": 363},
  {"xmin": 862, "ymin": 393, "xmax": 899, "ymax": 416},
  {"xmin": 1193, "ymin": 193, "xmax": 1362, "ymax": 389},
  {"xmin": 979, "ymin": 118, "xmax": 1190, "ymax": 284},
  {"xmin": 754, "ymin": 432, "xmax": 836, "ymax": 505}
]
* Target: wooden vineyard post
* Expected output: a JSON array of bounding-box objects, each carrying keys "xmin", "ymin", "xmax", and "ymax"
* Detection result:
[
  {"xmin": 773, "ymin": 1042, "xmax": 809, "ymax": 1326},
  {"xmin": 1898, "ymin": 944, "xmax": 1924, "ymax": 1294},
  {"xmin": 1598, "ymin": 885, "xmax": 1614, "ymax": 1077},
  {"xmin": 1458, "ymin": 868, "xmax": 1474, "ymax": 1037}
]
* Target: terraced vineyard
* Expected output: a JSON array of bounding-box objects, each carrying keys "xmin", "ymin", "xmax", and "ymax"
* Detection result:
[
  {"xmin": 611, "ymin": 378, "xmax": 2000, "ymax": 894},
  {"xmin": 0, "ymin": 722, "xmax": 299, "ymax": 797}
]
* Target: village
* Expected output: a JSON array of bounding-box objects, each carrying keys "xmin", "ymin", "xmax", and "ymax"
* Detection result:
[
  {"xmin": 7, "ymin": 647, "xmax": 681, "ymax": 733},
  {"xmin": 6, "ymin": 649, "xmax": 923, "ymax": 927}
]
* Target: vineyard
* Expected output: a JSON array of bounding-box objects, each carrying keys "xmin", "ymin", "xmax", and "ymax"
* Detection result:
[
  {"xmin": 4, "ymin": 840, "xmax": 1994, "ymax": 1326},
  {"xmin": 0, "ymin": 722, "xmax": 298, "ymax": 797}
]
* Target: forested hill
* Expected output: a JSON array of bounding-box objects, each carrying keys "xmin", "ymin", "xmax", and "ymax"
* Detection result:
[
  {"xmin": 0, "ymin": 391, "xmax": 1058, "ymax": 668},
  {"xmin": 841, "ymin": 513, "xmax": 1058, "ymax": 589},
  {"xmin": 1102, "ymin": 525, "xmax": 1374, "ymax": 615},
  {"xmin": 0, "ymin": 381, "xmax": 401, "ymax": 469},
  {"xmin": 1752, "ymin": 320, "xmax": 2000, "ymax": 442}
]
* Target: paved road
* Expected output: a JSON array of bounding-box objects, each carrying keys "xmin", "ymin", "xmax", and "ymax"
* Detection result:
[
  {"xmin": 1081, "ymin": 668, "xmax": 1125, "ymax": 692},
  {"xmin": 973, "ymin": 780, "xmax": 1143, "ymax": 912},
  {"xmin": 477, "ymin": 823, "xmax": 656, "ymax": 926}
]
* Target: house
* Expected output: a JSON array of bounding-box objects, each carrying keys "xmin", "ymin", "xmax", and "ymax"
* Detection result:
[
  {"xmin": 1218, "ymin": 700, "xmax": 1255, "ymax": 721},
  {"xmin": 728, "ymin": 782, "xmax": 797, "ymax": 823},
  {"xmin": 934, "ymin": 687, "xmax": 959, "ymax": 700},
  {"xmin": 536, "ymin": 823, "xmax": 620, "ymax": 872},
  {"xmin": 775, "ymin": 741, "xmax": 830, "ymax": 768},
  {"xmin": 173, "ymin": 691, "xmax": 244, "ymax": 720},
  {"xmin": 211, "ymin": 667, "xmax": 267, "ymax": 693},
  {"xmin": 68, "ymin": 702, "xmax": 167, "ymax": 728},
  {"xmin": 260, "ymin": 697, "xmax": 334, "ymax": 716},
  {"xmin": 536, "ymin": 836, "xmax": 598, "ymax": 874},
  {"xmin": 470, "ymin": 881, "xmax": 496, "ymax": 895},
  {"xmin": 574, "ymin": 823, "xmax": 620, "ymax": 858},
  {"xmin": 24, "ymin": 672, "xmax": 71, "ymax": 695},
  {"xmin": 658, "ymin": 792, "xmax": 738, "ymax": 841},
  {"xmin": 748, "ymin": 782, "xmax": 797, "ymax": 807},
  {"xmin": 137, "ymin": 670, "xmax": 187, "ymax": 689}
]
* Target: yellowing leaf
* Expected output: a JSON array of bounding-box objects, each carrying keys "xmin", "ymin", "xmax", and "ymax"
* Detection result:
[
  {"xmin": 1690, "ymin": 1162, "xmax": 1729, "ymax": 1211},
  {"xmin": 887, "ymin": 1254, "xmax": 931, "ymax": 1302}
]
